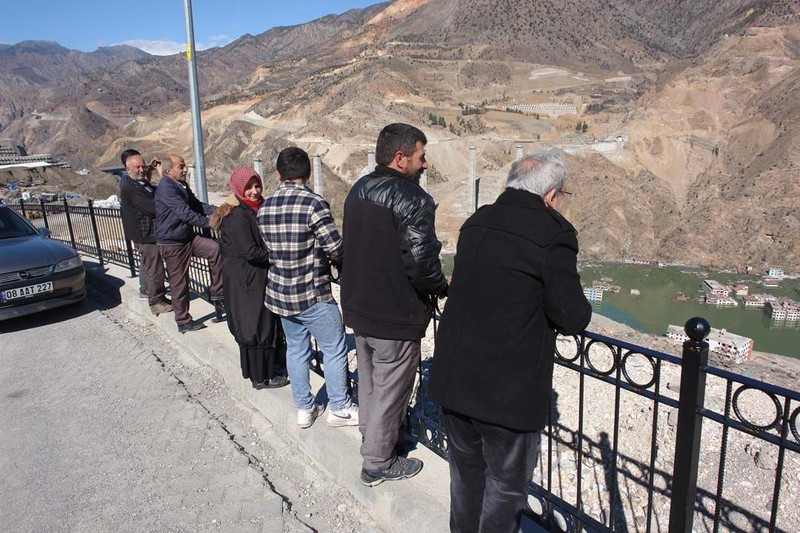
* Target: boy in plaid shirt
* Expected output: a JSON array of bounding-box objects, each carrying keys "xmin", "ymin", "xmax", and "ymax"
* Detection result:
[{"xmin": 258, "ymin": 147, "xmax": 357, "ymax": 429}]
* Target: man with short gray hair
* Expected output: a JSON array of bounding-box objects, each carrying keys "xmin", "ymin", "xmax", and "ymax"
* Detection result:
[
  {"xmin": 155, "ymin": 154, "xmax": 223, "ymax": 333},
  {"xmin": 429, "ymin": 150, "xmax": 591, "ymax": 532}
]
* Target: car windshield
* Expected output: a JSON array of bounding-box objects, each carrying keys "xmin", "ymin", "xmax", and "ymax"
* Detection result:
[{"xmin": 0, "ymin": 208, "xmax": 37, "ymax": 239}]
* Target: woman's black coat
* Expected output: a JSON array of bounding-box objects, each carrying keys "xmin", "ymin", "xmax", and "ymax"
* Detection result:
[{"xmin": 217, "ymin": 199, "xmax": 282, "ymax": 383}]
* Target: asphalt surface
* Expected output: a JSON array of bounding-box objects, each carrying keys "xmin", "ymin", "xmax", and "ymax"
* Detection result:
[{"xmin": 0, "ymin": 288, "xmax": 379, "ymax": 532}]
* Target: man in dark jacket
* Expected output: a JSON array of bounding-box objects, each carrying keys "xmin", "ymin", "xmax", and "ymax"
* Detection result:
[
  {"xmin": 120, "ymin": 153, "xmax": 171, "ymax": 316},
  {"xmin": 429, "ymin": 150, "xmax": 592, "ymax": 533},
  {"xmin": 155, "ymin": 154, "xmax": 223, "ymax": 333},
  {"xmin": 119, "ymin": 148, "xmax": 146, "ymax": 298},
  {"xmin": 341, "ymin": 123, "xmax": 448, "ymax": 487}
]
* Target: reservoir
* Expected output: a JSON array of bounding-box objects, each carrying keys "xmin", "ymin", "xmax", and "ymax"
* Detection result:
[
  {"xmin": 441, "ymin": 256, "xmax": 799, "ymax": 359},
  {"xmin": 578, "ymin": 262, "xmax": 799, "ymax": 359}
]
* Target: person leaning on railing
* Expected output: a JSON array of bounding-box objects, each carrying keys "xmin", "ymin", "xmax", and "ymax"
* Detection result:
[
  {"xmin": 257, "ymin": 147, "xmax": 358, "ymax": 431},
  {"xmin": 341, "ymin": 123, "xmax": 449, "ymax": 487},
  {"xmin": 429, "ymin": 150, "xmax": 592, "ymax": 533},
  {"xmin": 155, "ymin": 154, "xmax": 224, "ymax": 333}
]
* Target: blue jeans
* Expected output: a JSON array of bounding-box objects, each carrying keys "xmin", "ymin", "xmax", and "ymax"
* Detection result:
[{"xmin": 280, "ymin": 301, "xmax": 350, "ymax": 411}]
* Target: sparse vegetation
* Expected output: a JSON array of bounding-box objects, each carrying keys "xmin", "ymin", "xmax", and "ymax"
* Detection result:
[{"xmin": 427, "ymin": 112, "xmax": 447, "ymax": 128}]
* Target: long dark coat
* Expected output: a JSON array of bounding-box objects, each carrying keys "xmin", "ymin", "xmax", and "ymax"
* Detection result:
[
  {"xmin": 216, "ymin": 198, "xmax": 284, "ymax": 384},
  {"xmin": 429, "ymin": 188, "xmax": 592, "ymax": 431}
]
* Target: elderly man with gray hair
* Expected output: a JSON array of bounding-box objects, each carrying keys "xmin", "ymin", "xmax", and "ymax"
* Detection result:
[{"xmin": 429, "ymin": 150, "xmax": 591, "ymax": 533}]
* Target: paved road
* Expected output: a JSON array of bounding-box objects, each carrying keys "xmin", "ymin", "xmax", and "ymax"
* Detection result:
[{"xmin": 0, "ymin": 290, "xmax": 378, "ymax": 533}]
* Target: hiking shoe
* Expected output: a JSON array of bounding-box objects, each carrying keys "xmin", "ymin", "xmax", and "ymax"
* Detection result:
[
  {"xmin": 360, "ymin": 456, "xmax": 423, "ymax": 487},
  {"xmin": 178, "ymin": 320, "xmax": 206, "ymax": 333},
  {"xmin": 150, "ymin": 301, "xmax": 173, "ymax": 316},
  {"xmin": 326, "ymin": 402, "xmax": 359, "ymax": 427},
  {"xmin": 297, "ymin": 403, "xmax": 325, "ymax": 429},
  {"xmin": 138, "ymin": 291, "xmax": 148, "ymax": 300}
]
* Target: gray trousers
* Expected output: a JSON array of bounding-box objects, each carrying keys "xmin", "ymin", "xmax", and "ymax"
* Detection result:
[
  {"xmin": 136, "ymin": 242, "xmax": 166, "ymax": 306},
  {"xmin": 355, "ymin": 335, "xmax": 420, "ymax": 471}
]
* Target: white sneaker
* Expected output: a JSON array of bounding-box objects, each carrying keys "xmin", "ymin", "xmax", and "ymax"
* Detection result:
[
  {"xmin": 326, "ymin": 402, "xmax": 359, "ymax": 427},
  {"xmin": 297, "ymin": 403, "xmax": 325, "ymax": 429}
]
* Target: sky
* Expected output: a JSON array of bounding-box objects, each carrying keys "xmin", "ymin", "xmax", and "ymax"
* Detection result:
[{"xmin": 0, "ymin": 0, "xmax": 382, "ymax": 55}]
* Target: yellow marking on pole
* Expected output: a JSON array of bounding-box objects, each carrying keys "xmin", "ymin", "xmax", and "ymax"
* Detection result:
[{"xmin": 186, "ymin": 44, "xmax": 192, "ymax": 62}]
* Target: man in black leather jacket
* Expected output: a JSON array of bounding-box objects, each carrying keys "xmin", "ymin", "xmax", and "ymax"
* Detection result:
[{"xmin": 341, "ymin": 123, "xmax": 448, "ymax": 487}]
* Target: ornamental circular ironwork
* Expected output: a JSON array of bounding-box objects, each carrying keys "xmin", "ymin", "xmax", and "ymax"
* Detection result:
[
  {"xmin": 526, "ymin": 494, "xmax": 545, "ymax": 516},
  {"xmin": 584, "ymin": 339, "xmax": 618, "ymax": 376},
  {"xmin": 790, "ymin": 406, "xmax": 800, "ymax": 444},
  {"xmin": 554, "ymin": 334, "xmax": 581, "ymax": 363},
  {"xmin": 620, "ymin": 351, "xmax": 657, "ymax": 390},
  {"xmin": 731, "ymin": 386, "xmax": 782, "ymax": 432}
]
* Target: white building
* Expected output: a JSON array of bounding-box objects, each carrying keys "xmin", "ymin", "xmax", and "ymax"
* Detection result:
[
  {"xmin": 703, "ymin": 280, "xmax": 730, "ymax": 297},
  {"xmin": 667, "ymin": 325, "xmax": 753, "ymax": 364},
  {"xmin": 706, "ymin": 296, "xmax": 738, "ymax": 307},
  {"xmin": 584, "ymin": 287, "xmax": 604, "ymax": 301},
  {"xmin": 768, "ymin": 268, "xmax": 784, "ymax": 278},
  {"xmin": 765, "ymin": 299, "xmax": 800, "ymax": 321}
]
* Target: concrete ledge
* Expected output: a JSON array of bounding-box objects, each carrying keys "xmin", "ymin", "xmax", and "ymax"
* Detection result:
[{"xmin": 84, "ymin": 258, "xmax": 450, "ymax": 532}]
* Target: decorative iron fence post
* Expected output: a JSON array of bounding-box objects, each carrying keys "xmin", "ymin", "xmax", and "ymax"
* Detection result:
[
  {"xmin": 668, "ymin": 317, "xmax": 710, "ymax": 533},
  {"xmin": 39, "ymin": 198, "xmax": 49, "ymax": 229},
  {"xmin": 87, "ymin": 199, "xmax": 104, "ymax": 267},
  {"xmin": 124, "ymin": 239, "xmax": 137, "ymax": 277},
  {"xmin": 64, "ymin": 198, "xmax": 76, "ymax": 249}
]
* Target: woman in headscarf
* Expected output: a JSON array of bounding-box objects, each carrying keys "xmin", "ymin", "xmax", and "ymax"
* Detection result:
[{"xmin": 210, "ymin": 167, "xmax": 288, "ymax": 389}]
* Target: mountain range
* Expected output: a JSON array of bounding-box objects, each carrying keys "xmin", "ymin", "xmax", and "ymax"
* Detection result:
[{"xmin": 0, "ymin": 0, "xmax": 798, "ymax": 269}]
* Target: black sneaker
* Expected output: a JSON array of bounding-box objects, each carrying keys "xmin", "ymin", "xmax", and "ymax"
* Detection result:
[
  {"xmin": 178, "ymin": 320, "xmax": 206, "ymax": 333},
  {"xmin": 360, "ymin": 456, "xmax": 423, "ymax": 487}
]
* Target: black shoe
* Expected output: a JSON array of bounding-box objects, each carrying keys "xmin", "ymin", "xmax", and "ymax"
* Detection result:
[
  {"xmin": 178, "ymin": 320, "xmax": 206, "ymax": 333},
  {"xmin": 252, "ymin": 376, "xmax": 290, "ymax": 390},
  {"xmin": 360, "ymin": 456, "xmax": 423, "ymax": 487},
  {"xmin": 266, "ymin": 375, "xmax": 289, "ymax": 388}
]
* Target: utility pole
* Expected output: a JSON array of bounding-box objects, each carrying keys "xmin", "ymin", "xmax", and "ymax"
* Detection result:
[{"xmin": 183, "ymin": 0, "xmax": 208, "ymax": 202}]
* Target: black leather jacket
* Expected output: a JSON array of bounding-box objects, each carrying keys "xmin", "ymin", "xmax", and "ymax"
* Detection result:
[{"xmin": 341, "ymin": 166, "xmax": 447, "ymax": 340}]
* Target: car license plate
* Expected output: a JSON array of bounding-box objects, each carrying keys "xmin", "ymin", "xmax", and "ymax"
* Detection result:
[{"xmin": 2, "ymin": 281, "xmax": 54, "ymax": 301}]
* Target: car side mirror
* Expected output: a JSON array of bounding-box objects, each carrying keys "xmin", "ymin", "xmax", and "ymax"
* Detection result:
[{"xmin": 37, "ymin": 227, "xmax": 51, "ymax": 238}]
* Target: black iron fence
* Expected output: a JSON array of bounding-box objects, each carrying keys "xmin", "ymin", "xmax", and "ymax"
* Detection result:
[{"xmin": 11, "ymin": 199, "xmax": 799, "ymax": 533}]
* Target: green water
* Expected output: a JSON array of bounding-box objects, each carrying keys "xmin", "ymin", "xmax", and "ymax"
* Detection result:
[
  {"xmin": 441, "ymin": 256, "xmax": 800, "ymax": 358},
  {"xmin": 578, "ymin": 262, "xmax": 799, "ymax": 359}
]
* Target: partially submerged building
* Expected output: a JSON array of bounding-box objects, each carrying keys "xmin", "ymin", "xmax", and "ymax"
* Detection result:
[{"xmin": 667, "ymin": 325, "xmax": 754, "ymax": 364}]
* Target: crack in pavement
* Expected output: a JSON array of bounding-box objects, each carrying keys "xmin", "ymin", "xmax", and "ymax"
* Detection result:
[{"xmin": 103, "ymin": 311, "xmax": 316, "ymax": 531}]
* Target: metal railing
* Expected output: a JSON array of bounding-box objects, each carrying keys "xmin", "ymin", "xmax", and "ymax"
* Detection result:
[{"xmin": 11, "ymin": 199, "xmax": 799, "ymax": 533}]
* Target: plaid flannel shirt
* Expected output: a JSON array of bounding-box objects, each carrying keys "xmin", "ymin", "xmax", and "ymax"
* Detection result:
[{"xmin": 257, "ymin": 182, "xmax": 343, "ymax": 316}]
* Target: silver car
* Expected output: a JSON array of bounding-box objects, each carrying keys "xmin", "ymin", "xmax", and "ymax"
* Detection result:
[{"xmin": 0, "ymin": 206, "xmax": 86, "ymax": 320}]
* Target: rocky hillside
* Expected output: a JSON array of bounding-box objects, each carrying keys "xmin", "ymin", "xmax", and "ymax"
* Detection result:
[{"xmin": 0, "ymin": 0, "xmax": 798, "ymax": 269}]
